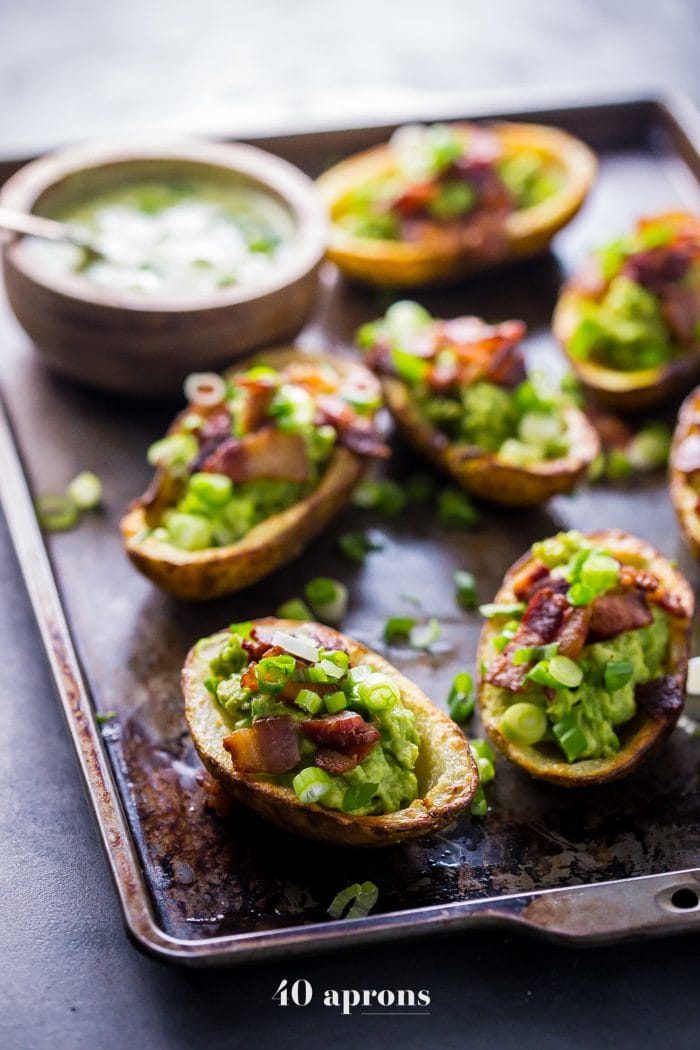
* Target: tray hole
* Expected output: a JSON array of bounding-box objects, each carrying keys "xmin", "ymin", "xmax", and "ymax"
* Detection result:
[{"xmin": 670, "ymin": 887, "xmax": 699, "ymax": 910}]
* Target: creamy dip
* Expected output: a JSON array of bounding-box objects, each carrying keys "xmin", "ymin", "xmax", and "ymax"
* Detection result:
[{"xmin": 28, "ymin": 177, "xmax": 295, "ymax": 298}]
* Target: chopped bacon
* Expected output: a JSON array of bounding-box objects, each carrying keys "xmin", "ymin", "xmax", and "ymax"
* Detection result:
[
  {"xmin": 315, "ymin": 395, "xmax": 389, "ymax": 458},
  {"xmin": 588, "ymin": 591, "xmax": 652, "ymax": 641},
  {"xmin": 198, "ymin": 408, "xmax": 232, "ymax": 443},
  {"xmin": 486, "ymin": 587, "xmax": 570, "ymax": 691},
  {"xmin": 556, "ymin": 605, "xmax": 592, "ymax": 661},
  {"xmin": 223, "ymin": 716, "xmax": 300, "ymax": 774},
  {"xmin": 301, "ymin": 711, "xmax": 380, "ymax": 771},
  {"xmin": 662, "ymin": 284, "xmax": 700, "ymax": 345},
  {"xmin": 618, "ymin": 566, "xmax": 688, "ymax": 619},
  {"xmin": 314, "ymin": 748, "xmax": 358, "ymax": 774},
  {"xmin": 483, "ymin": 340, "xmax": 527, "ymax": 388},
  {"xmin": 672, "ymin": 433, "xmax": 700, "ymax": 474},
  {"xmin": 235, "ymin": 376, "xmax": 277, "ymax": 434},
  {"xmin": 392, "ymin": 181, "xmax": 437, "ymax": 217},
  {"xmin": 200, "ymin": 428, "xmax": 311, "ymax": 483},
  {"xmin": 242, "ymin": 627, "xmax": 281, "ymax": 662},
  {"xmin": 621, "ymin": 246, "xmax": 693, "ymax": 296},
  {"xmin": 512, "ymin": 562, "xmax": 551, "ymax": 601},
  {"xmin": 635, "ymin": 676, "xmax": 683, "ymax": 722}
]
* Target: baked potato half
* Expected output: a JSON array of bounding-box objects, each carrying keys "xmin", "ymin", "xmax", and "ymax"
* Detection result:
[
  {"xmin": 478, "ymin": 529, "xmax": 693, "ymax": 786},
  {"xmin": 553, "ymin": 212, "xmax": 700, "ymax": 412},
  {"xmin": 317, "ymin": 120, "xmax": 596, "ymax": 287},
  {"xmin": 183, "ymin": 618, "xmax": 479, "ymax": 846},
  {"xmin": 359, "ymin": 302, "xmax": 600, "ymax": 507},
  {"xmin": 670, "ymin": 385, "xmax": 700, "ymax": 558},
  {"xmin": 121, "ymin": 348, "xmax": 387, "ymax": 600}
]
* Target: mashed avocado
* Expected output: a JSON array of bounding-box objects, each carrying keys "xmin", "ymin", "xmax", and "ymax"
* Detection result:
[
  {"xmin": 207, "ymin": 627, "xmax": 420, "ymax": 816},
  {"xmin": 569, "ymin": 274, "xmax": 675, "ymax": 370}
]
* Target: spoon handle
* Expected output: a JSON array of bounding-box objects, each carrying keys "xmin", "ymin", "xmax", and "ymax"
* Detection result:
[{"xmin": 0, "ymin": 206, "xmax": 75, "ymax": 242}]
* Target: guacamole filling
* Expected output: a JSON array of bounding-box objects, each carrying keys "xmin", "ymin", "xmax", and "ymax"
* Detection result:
[
  {"xmin": 566, "ymin": 213, "xmax": 700, "ymax": 371},
  {"xmin": 143, "ymin": 360, "xmax": 388, "ymax": 552},
  {"xmin": 358, "ymin": 301, "xmax": 576, "ymax": 467},
  {"xmin": 336, "ymin": 122, "xmax": 563, "ymax": 242},
  {"xmin": 482, "ymin": 530, "xmax": 685, "ymax": 763},
  {"xmin": 202, "ymin": 622, "xmax": 420, "ymax": 815}
]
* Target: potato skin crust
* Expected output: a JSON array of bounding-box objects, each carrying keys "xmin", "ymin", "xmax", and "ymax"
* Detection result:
[
  {"xmin": 381, "ymin": 376, "xmax": 600, "ymax": 507},
  {"xmin": 553, "ymin": 287, "xmax": 700, "ymax": 412},
  {"xmin": 478, "ymin": 530, "xmax": 693, "ymax": 786},
  {"xmin": 670, "ymin": 386, "xmax": 700, "ymax": 559},
  {"xmin": 317, "ymin": 122, "xmax": 597, "ymax": 288},
  {"xmin": 120, "ymin": 348, "xmax": 374, "ymax": 600},
  {"xmin": 183, "ymin": 618, "xmax": 480, "ymax": 846}
]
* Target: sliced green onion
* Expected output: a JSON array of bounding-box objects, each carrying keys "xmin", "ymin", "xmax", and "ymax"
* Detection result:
[
  {"xmin": 35, "ymin": 495, "xmax": 79, "ymax": 532},
  {"xmin": 548, "ymin": 655, "xmax": 583, "ymax": 688},
  {"xmin": 352, "ymin": 478, "xmax": 407, "ymax": 515},
  {"xmin": 325, "ymin": 690, "xmax": 347, "ymax": 713},
  {"xmin": 605, "ymin": 447, "xmax": 632, "ymax": 480},
  {"xmin": 293, "ymin": 767, "xmax": 332, "ymax": 805},
  {"xmin": 276, "ymin": 598, "xmax": 314, "ymax": 621},
  {"xmin": 304, "ymin": 577, "xmax": 348, "ymax": 625},
  {"xmin": 96, "ymin": 710, "xmax": 117, "ymax": 725},
  {"xmin": 578, "ymin": 552, "xmax": 619, "ymax": 596},
  {"xmin": 512, "ymin": 641, "xmax": 559, "ymax": 666},
  {"xmin": 383, "ymin": 616, "xmax": 417, "ymax": 644},
  {"xmin": 338, "ymin": 530, "xmax": 384, "ymax": 564},
  {"xmin": 66, "ymin": 471, "xmax": 103, "ymax": 510},
  {"xmin": 626, "ymin": 423, "xmax": 672, "ymax": 471},
  {"xmin": 357, "ymin": 672, "xmax": 401, "ymax": 711},
  {"xmin": 454, "ymin": 569, "xmax": 478, "ymax": 610},
  {"xmin": 552, "ymin": 715, "xmax": 588, "ymax": 761},
  {"xmin": 328, "ymin": 880, "xmax": 379, "ymax": 920},
  {"xmin": 255, "ymin": 653, "xmax": 296, "ymax": 693},
  {"xmin": 526, "ymin": 661, "xmax": 560, "ymax": 688},
  {"xmin": 567, "ymin": 582, "xmax": 596, "ymax": 607},
  {"xmin": 474, "ymin": 754, "xmax": 495, "ymax": 784},
  {"xmin": 318, "ymin": 659, "xmax": 345, "ymax": 681},
  {"xmin": 409, "ymin": 617, "xmax": 442, "ymax": 650},
  {"xmin": 342, "ymin": 782, "xmax": 378, "ymax": 812},
  {"xmin": 184, "ymin": 371, "xmax": 227, "ymax": 407},
  {"xmin": 166, "ymin": 512, "xmax": 213, "ymax": 551},
  {"xmin": 604, "ymin": 659, "xmax": 634, "ymax": 692},
  {"xmin": 146, "ymin": 432, "xmax": 198, "ymax": 473},
  {"xmin": 479, "ymin": 602, "xmax": 526, "ymax": 619},
  {"xmin": 295, "ymin": 688, "xmax": 324, "ymax": 715},
  {"xmin": 188, "ymin": 471, "xmax": 233, "ymax": 508},
  {"xmin": 437, "ymin": 488, "xmax": 479, "ymax": 528},
  {"xmin": 469, "ymin": 738, "xmax": 495, "ymax": 763},
  {"xmin": 470, "ymin": 784, "xmax": 487, "ymax": 819},
  {"xmin": 391, "ymin": 347, "xmax": 429, "ymax": 384},
  {"xmin": 447, "ymin": 672, "xmax": 475, "ymax": 722},
  {"xmin": 500, "ymin": 702, "xmax": 548, "ymax": 745}
]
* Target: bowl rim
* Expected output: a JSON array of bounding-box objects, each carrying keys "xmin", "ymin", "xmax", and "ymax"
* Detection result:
[{"xmin": 0, "ymin": 138, "xmax": 328, "ymax": 314}]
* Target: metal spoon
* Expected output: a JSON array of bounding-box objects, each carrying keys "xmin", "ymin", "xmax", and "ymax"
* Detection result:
[{"xmin": 0, "ymin": 205, "xmax": 102, "ymax": 258}]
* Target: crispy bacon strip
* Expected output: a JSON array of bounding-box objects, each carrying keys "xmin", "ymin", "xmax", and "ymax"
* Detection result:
[
  {"xmin": 302, "ymin": 711, "xmax": 380, "ymax": 772},
  {"xmin": 315, "ymin": 395, "xmax": 389, "ymax": 459},
  {"xmin": 635, "ymin": 676, "xmax": 683, "ymax": 722},
  {"xmin": 588, "ymin": 591, "xmax": 652, "ymax": 641},
  {"xmin": 618, "ymin": 566, "xmax": 688, "ymax": 619},
  {"xmin": 486, "ymin": 587, "xmax": 571, "ymax": 692},
  {"xmin": 223, "ymin": 716, "xmax": 300, "ymax": 774},
  {"xmin": 314, "ymin": 748, "xmax": 358, "ymax": 774},
  {"xmin": 200, "ymin": 428, "xmax": 311, "ymax": 483}
]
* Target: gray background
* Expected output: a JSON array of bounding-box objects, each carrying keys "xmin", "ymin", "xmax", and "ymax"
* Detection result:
[{"xmin": 1, "ymin": 2, "xmax": 699, "ymax": 1048}]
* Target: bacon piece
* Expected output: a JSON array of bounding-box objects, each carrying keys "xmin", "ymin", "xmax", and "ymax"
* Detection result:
[
  {"xmin": 315, "ymin": 396, "xmax": 389, "ymax": 458},
  {"xmin": 672, "ymin": 433, "xmax": 700, "ymax": 474},
  {"xmin": 301, "ymin": 711, "xmax": 380, "ymax": 770},
  {"xmin": 236, "ymin": 377, "xmax": 277, "ymax": 434},
  {"xmin": 200, "ymin": 428, "xmax": 311, "ymax": 483},
  {"xmin": 223, "ymin": 716, "xmax": 300, "ymax": 774},
  {"xmin": 662, "ymin": 284, "xmax": 700, "ymax": 345},
  {"xmin": 392, "ymin": 181, "xmax": 437, "ymax": 217},
  {"xmin": 512, "ymin": 563, "xmax": 550, "ymax": 601},
  {"xmin": 621, "ymin": 246, "xmax": 693, "ymax": 296},
  {"xmin": 557, "ymin": 605, "xmax": 592, "ymax": 661},
  {"xmin": 486, "ymin": 587, "xmax": 570, "ymax": 692},
  {"xmin": 618, "ymin": 566, "xmax": 688, "ymax": 619},
  {"xmin": 314, "ymin": 748, "xmax": 358, "ymax": 774},
  {"xmin": 635, "ymin": 676, "xmax": 683, "ymax": 722},
  {"xmin": 588, "ymin": 591, "xmax": 652, "ymax": 641},
  {"xmin": 242, "ymin": 627, "xmax": 280, "ymax": 662}
]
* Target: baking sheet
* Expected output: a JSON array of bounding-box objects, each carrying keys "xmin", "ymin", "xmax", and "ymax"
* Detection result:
[{"xmin": 1, "ymin": 91, "xmax": 699, "ymax": 964}]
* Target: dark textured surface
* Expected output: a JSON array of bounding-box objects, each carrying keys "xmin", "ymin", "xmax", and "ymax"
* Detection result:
[{"xmin": 2, "ymin": 3, "xmax": 700, "ymax": 1047}]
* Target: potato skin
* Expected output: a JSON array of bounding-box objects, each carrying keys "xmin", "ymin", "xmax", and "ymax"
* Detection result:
[
  {"xmin": 670, "ymin": 386, "xmax": 700, "ymax": 559},
  {"xmin": 553, "ymin": 286, "xmax": 700, "ymax": 412},
  {"xmin": 120, "ymin": 348, "xmax": 375, "ymax": 600},
  {"xmin": 183, "ymin": 619, "xmax": 480, "ymax": 846},
  {"xmin": 317, "ymin": 122, "xmax": 597, "ymax": 288},
  {"xmin": 478, "ymin": 530, "xmax": 694, "ymax": 786},
  {"xmin": 381, "ymin": 376, "xmax": 600, "ymax": 507}
]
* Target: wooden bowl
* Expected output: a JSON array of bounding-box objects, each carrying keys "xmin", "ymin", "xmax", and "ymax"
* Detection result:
[{"xmin": 0, "ymin": 140, "xmax": 327, "ymax": 396}]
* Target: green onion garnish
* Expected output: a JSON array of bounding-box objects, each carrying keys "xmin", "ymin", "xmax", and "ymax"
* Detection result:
[
  {"xmin": 604, "ymin": 659, "xmax": 634, "ymax": 692},
  {"xmin": 479, "ymin": 602, "xmax": 526, "ymax": 619},
  {"xmin": 295, "ymin": 688, "xmax": 324, "ymax": 715},
  {"xmin": 470, "ymin": 738, "xmax": 495, "ymax": 762},
  {"xmin": 437, "ymin": 488, "xmax": 479, "ymax": 528},
  {"xmin": 304, "ymin": 577, "xmax": 348, "ymax": 625},
  {"xmin": 548, "ymin": 655, "xmax": 583, "ymax": 688},
  {"xmin": 552, "ymin": 715, "xmax": 588, "ymax": 761},
  {"xmin": 626, "ymin": 423, "xmax": 672, "ymax": 472},
  {"xmin": 357, "ymin": 673, "xmax": 401, "ymax": 711},
  {"xmin": 327, "ymin": 881, "xmax": 379, "ymax": 920},
  {"xmin": 409, "ymin": 617, "xmax": 442, "ymax": 650},
  {"xmin": 325, "ymin": 690, "xmax": 347, "ymax": 713},
  {"xmin": 352, "ymin": 478, "xmax": 407, "ymax": 515},
  {"xmin": 454, "ymin": 569, "xmax": 478, "ymax": 610},
  {"xmin": 66, "ymin": 471, "xmax": 103, "ymax": 510},
  {"xmin": 276, "ymin": 598, "xmax": 314, "ymax": 621},
  {"xmin": 337, "ymin": 530, "xmax": 384, "ymax": 564},
  {"xmin": 293, "ymin": 767, "xmax": 332, "ymax": 805},
  {"xmin": 35, "ymin": 495, "xmax": 79, "ymax": 532},
  {"xmin": 96, "ymin": 711, "xmax": 117, "ymax": 725},
  {"xmin": 500, "ymin": 702, "xmax": 548, "ymax": 745},
  {"xmin": 447, "ymin": 672, "xmax": 475, "ymax": 722},
  {"xmin": 342, "ymin": 782, "xmax": 379, "ymax": 812},
  {"xmin": 383, "ymin": 616, "xmax": 417, "ymax": 644},
  {"xmin": 470, "ymin": 784, "xmax": 488, "ymax": 819}
]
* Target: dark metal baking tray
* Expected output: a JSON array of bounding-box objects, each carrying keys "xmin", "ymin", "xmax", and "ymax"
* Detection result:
[{"xmin": 1, "ymin": 90, "xmax": 700, "ymax": 966}]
